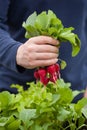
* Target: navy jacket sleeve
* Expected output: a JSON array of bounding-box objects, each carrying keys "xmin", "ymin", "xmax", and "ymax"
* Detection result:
[{"xmin": 0, "ymin": 0, "xmax": 22, "ymax": 72}]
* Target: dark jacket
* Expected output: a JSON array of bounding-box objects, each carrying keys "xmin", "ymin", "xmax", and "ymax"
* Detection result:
[{"xmin": 0, "ymin": 0, "xmax": 87, "ymax": 95}]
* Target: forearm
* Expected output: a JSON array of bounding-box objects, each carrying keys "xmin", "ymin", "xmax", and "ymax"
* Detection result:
[{"xmin": 0, "ymin": 28, "xmax": 22, "ymax": 72}]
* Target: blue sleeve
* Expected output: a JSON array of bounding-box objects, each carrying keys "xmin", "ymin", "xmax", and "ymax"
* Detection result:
[{"xmin": 0, "ymin": 0, "xmax": 22, "ymax": 72}]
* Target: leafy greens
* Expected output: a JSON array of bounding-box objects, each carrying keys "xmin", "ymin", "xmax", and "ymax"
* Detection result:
[
  {"xmin": 0, "ymin": 79, "xmax": 87, "ymax": 130},
  {"xmin": 22, "ymin": 10, "xmax": 81, "ymax": 57}
]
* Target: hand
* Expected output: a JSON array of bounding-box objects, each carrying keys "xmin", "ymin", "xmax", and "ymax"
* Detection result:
[
  {"xmin": 84, "ymin": 87, "xmax": 87, "ymax": 98},
  {"xmin": 16, "ymin": 36, "xmax": 59, "ymax": 69}
]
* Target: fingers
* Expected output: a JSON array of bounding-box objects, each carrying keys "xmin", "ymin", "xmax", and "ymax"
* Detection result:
[
  {"xmin": 27, "ymin": 44, "xmax": 59, "ymax": 53},
  {"xmin": 16, "ymin": 35, "xmax": 59, "ymax": 69},
  {"xmin": 28, "ymin": 52, "xmax": 58, "ymax": 60},
  {"xmin": 28, "ymin": 36, "xmax": 59, "ymax": 46},
  {"xmin": 84, "ymin": 87, "xmax": 87, "ymax": 98},
  {"xmin": 27, "ymin": 59, "xmax": 58, "ymax": 69}
]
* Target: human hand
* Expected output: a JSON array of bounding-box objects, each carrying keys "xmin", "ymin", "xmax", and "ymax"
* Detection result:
[
  {"xmin": 16, "ymin": 36, "xmax": 59, "ymax": 69},
  {"xmin": 84, "ymin": 87, "xmax": 87, "ymax": 98}
]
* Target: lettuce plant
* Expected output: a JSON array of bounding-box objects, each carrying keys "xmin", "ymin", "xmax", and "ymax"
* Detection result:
[{"xmin": 0, "ymin": 80, "xmax": 87, "ymax": 130}]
